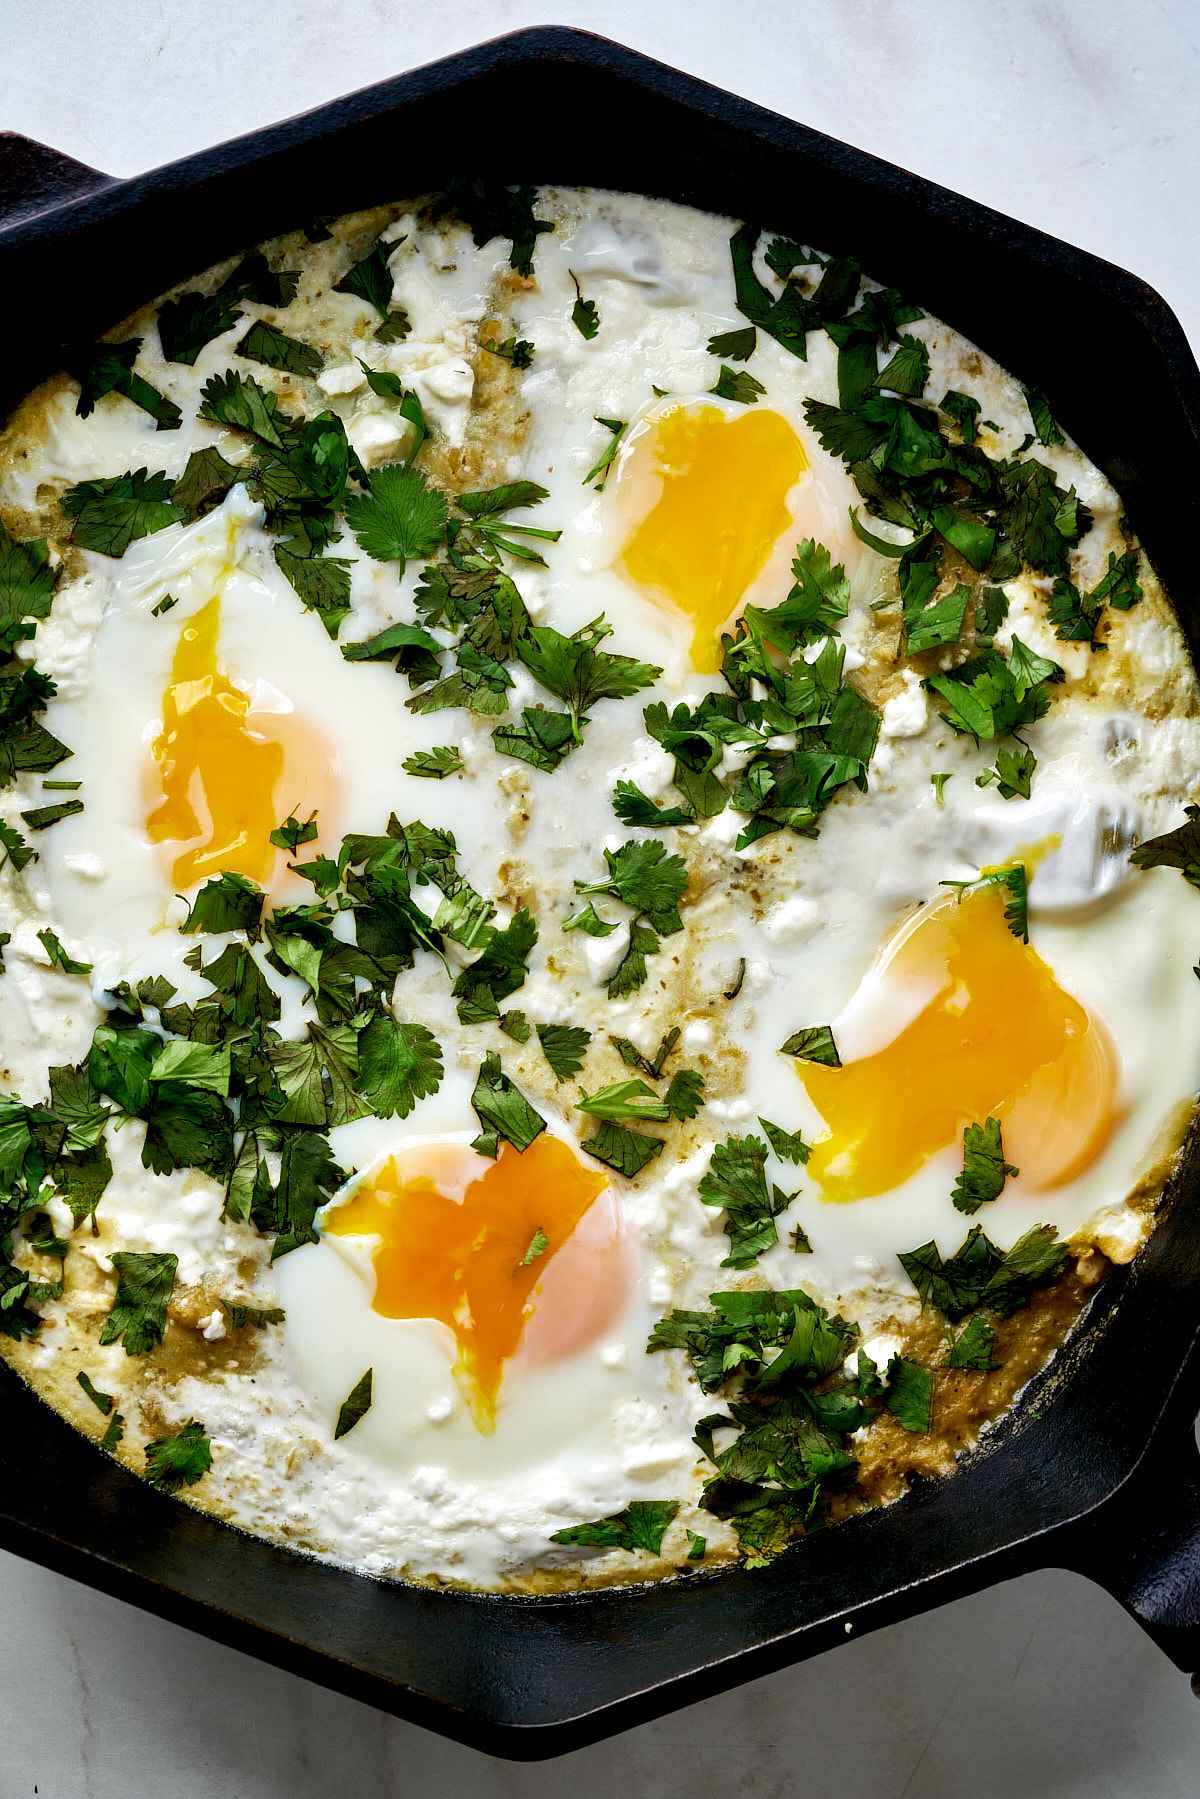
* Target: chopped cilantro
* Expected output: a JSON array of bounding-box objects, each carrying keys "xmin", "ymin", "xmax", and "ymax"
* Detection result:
[
  {"xmin": 344, "ymin": 462, "xmax": 448, "ymax": 570},
  {"xmin": 758, "ymin": 1117, "xmax": 811, "ymax": 1163},
  {"xmin": 145, "ymin": 1419, "xmax": 212, "ymax": 1490},
  {"xmin": 551, "ymin": 1498, "xmax": 678, "ymax": 1555},
  {"xmin": 236, "ymin": 319, "xmax": 322, "ymax": 378},
  {"xmin": 470, "ymin": 1052, "xmax": 545, "ymax": 1154},
  {"xmin": 952, "ymin": 1117, "xmax": 1017, "ymax": 1215},
  {"xmin": 439, "ymin": 180, "xmax": 553, "ymax": 277},
  {"xmin": 1023, "ymin": 385, "xmax": 1064, "ymax": 447},
  {"xmin": 583, "ymin": 417, "xmax": 625, "ymax": 489},
  {"xmin": 37, "ymin": 927, "xmax": 91, "ymax": 975},
  {"xmin": 946, "ymin": 1314, "xmax": 999, "ymax": 1371},
  {"xmin": 699, "ymin": 1135, "xmax": 791, "ymax": 1268},
  {"xmin": 62, "ymin": 468, "xmax": 186, "ymax": 557},
  {"xmin": 73, "ymin": 339, "xmax": 181, "ymax": 431},
  {"xmin": 976, "ymin": 743, "xmax": 1036, "ymax": 801},
  {"xmin": 707, "ymin": 326, "xmax": 757, "ymax": 360},
  {"xmin": 580, "ymin": 1119, "xmax": 665, "ymax": 1179},
  {"xmin": 100, "ymin": 1250, "xmax": 177, "ymax": 1355},
  {"xmin": 180, "ymin": 872, "xmax": 264, "ymax": 939},
  {"xmin": 711, "ymin": 365, "xmax": 766, "ymax": 405},
  {"xmin": 1131, "ymin": 804, "xmax": 1200, "ymax": 887},
  {"xmin": 570, "ymin": 272, "xmax": 599, "ymax": 340},
  {"xmin": 402, "ymin": 745, "xmax": 463, "ymax": 779},
  {"xmin": 334, "ymin": 1368, "xmax": 373, "ymax": 1439},
  {"xmin": 779, "ymin": 1024, "xmax": 840, "ymax": 1066},
  {"xmin": 519, "ymin": 1226, "xmax": 548, "ymax": 1268},
  {"xmin": 536, "ymin": 1022, "xmax": 590, "ymax": 1082},
  {"xmin": 885, "ymin": 1356, "xmax": 933, "ymax": 1432},
  {"xmin": 356, "ymin": 1015, "xmax": 443, "ymax": 1119},
  {"xmin": 76, "ymin": 1371, "xmax": 114, "ymax": 1414}
]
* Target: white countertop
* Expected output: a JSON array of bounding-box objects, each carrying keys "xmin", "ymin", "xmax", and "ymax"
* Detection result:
[{"xmin": 3, "ymin": 1, "xmax": 1199, "ymax": 1793}]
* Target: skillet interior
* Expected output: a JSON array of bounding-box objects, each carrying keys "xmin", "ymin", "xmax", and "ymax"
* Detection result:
[{"xmin": 0, "ymin": 24, "xmax": 1198, "ymax": 1757}]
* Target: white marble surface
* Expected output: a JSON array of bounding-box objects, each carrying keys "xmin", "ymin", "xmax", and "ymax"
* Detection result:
[{"xmin": 2, "ymin": 0, "xmax": 1199, "ymax": 1792}]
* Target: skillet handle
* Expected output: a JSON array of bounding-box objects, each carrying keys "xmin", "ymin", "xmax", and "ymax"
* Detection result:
[
  {"xmin": 0, "ymin": 132, "xmax": 114, "ymax": 232},
  {"xmin": 1068, "ymin": 1409, "xmax": 1200, "ymax": 1690}
]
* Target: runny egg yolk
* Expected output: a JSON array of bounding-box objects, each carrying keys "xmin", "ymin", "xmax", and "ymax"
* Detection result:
[
  {"xmin": 797, "ymin": 884, "xmax": 1119, "ymax": 1203},
  {"xmin": 325, "ymin": 1136, "xmax": 615, "ymax": 1431},
  {"xmin": 618, "ymin": 403, "xmax": 808, "ymax": 671},
  {"xmin": 147, "ymin": 596, "xmax": 332, "ymax": 889}
]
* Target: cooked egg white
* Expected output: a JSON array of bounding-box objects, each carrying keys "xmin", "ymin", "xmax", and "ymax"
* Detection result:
[{"xmin": 0, "ymin": 185, "xmax": 1198, "ymax": 1591}]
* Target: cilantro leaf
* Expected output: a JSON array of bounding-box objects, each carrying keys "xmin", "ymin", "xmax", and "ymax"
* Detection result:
[
  {"xmin": 575, "ymin": 839, "xmax": 687, "ymax": 934},
  {"xmin": 951, "ymin": 1117, "xmax": 1018, "ymax": 1215},
  {"xmin": 980, "ymin": 1223, "xmax": 1069, "ymax": 1316},
  {"xmin": 73, "ymin": 339, "xmax": 181, "ymax": 430},
  {"xmin": 145, "ymin": 1419, "xmax": 212, "ymax": 1490},
  {"xmin": 470, "ymin": 1053, "xmax": 545, "ymax": 1154},
  {"xmin": 611, "ymin": 780, "xmax": 693, "ymax": 828},
  {"xmin": 700, "ymin": 1135, "xmax": 790, "ymax": 1267},
  {"xmin": 944, "ymin": 860, "xmax": 1028, "ymax": 943},
  {"xmin": 940, "ymin": 389, "xmax": 981, "ymax": 443},
  {"xmin": 344, "ymin": 462, "xmax": 448, "ymax": 569},
  {"xmin": 517, "ymin": 623, "xmax": 660, "ymax": 739},
  {"xmin": 1023, "ymin": 386, "xmax": 1065, "ymax": 447},
  {"xmin": 335, "ymin": 240, "xmax": 397, "ymax": 318},
  {"xmin": 402, "ymin": 745, "xmax": 463, "ymax": 779},
  {"xmin": 1131, "ymin": 804, "xmax": 1200, "ymax": 887},
  {"xmin": 100, "ymin": 1250, "xmax": 177, "ymax": 1355},
  {"xmin": 570, "ymin": 272, "xmax": 599, "ymax": 340},
  {"xmin": 37, "ymin": 927, "xmax": 91, "ymax": 975},
  {"xmin": 62, "ymin": 468, "xmax": 186, "ymax": 557},
  {"xmin": 885, "ymin": 1357, "xmax": 933, "ymax": 1432},
  {"xmin": 274, "ymin": 547, "xmax": 353, "ymax": 638},
  {"xmin": 976, "ymin": 742, "xmax": 1036, "ymax": 801},
  {"xmin": 577, "ymin": 1079, "xmax": 670, "ymax": 1123},
  {"xmin": 198, "ymin": 369, "xmax": 290, "ymax": 448},
  {"xmin": 758, "ymin": 1117, "xmax": 811, "ymax": 1163},
  {"xmin": 873, "ymin": 336, "xmax": 929, "ymax": 398},
  {"xmin": 711, "ymin": 365, "xmax": 766, "ymax": 405},
  {"xmin": 236, "ymin": 319, "xmax": 322, "ymax": 378},
  {"xmin": 356, "ymin": 1015, "xmax": 443, "ymax": 1118},
  {"xmin": 519, "ymin": 1226, "xmax": 548, "ymax": 1267},
  {"xmin": 580, "ymin": 1120, "xmax": 665, "ymax": 1179},
  {"xmin": 583, "ymin": 418, "xmax": 625, "ymax": 489},
  {"xmin": 173, "ymin": 445, "xmax": 244, "ymax": 518},
  {"xmin": 77, "ymin": 1370, "xmax": 115, "ymax": 1415},
  {"xmin": 266, "ymin": 1131, "xmax": 345, "ymax": 1260},
  {"xmin": 491, "ymin": 707, "xmax": 576, "ymax": 773},
  {"xmin": 452, "ymin": 906, "xmax": 536, "ymax": 1022},
  {"xmin": 779, "ymin": 1025, "xmax": 840, "ymax": 1066},
  {"xmin": 947, "ymin": 1314, "xmax": 999, "ymax": 1370},
  {"xmin": 334, "ymin": 1368, "xmax": 373, "ymax": 1439},
  {"xmin": 551, "ymin": 1498, "xmax": 678, "ymax": 1555},
  {"xmin": 480, "ymin": 334, "xmax": 534, "ymax": 368},
  {"xmin": 180, "ymin": 872, "xmax": 264, "ymax": 939},
  {"xmin": 536, "ymin": 1022, "xmax": 590, "ymax": 1082},
  {"xmin": 0, "ymin": 520, "xmax": 55, "ymax": 654},
  {"xmin": 439, "ymin": 180, "xmax": 553, "ymax": 276},
  {"xmin": 665, "ymin": 1068, "xmax": 704, "ymax": 1120},
  {"xmin": 707, "ymin": 326, "xmax": 757, "ymax": 360}
]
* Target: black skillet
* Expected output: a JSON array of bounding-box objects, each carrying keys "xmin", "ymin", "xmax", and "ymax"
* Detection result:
[{"xmin": 0, "ymin": 25, "xmax": 1198, "ymax": 1761}]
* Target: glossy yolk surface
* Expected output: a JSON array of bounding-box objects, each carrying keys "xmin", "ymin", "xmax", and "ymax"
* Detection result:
[
  {"xmin": 325, "ymin": 1136, "xmax": 611, "ymax": 1430},
  {"xmin": 798, "ymin": 885, "xmax": 1119, "ymax": 1202},
  {"xmin": 619, "ymin": 404, "xmax": 807, "ymax": 671},
  {"xmin": 147, "ymin": 596, "xmax": 328, "ymax": 889}
]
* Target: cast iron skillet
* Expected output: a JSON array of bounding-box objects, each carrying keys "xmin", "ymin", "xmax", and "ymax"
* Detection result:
[{"xmin": 0, "ymin": 24, "xmax": 1198, "ymax": 1762}]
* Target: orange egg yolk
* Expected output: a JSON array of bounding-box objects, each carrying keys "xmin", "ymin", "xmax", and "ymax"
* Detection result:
[
  {"xmin": 324, "ymin": 1136, "xmax": 615, "ymax": 1431},
  {"xmin": 798, "ymin": 884, "xmax": 1119, "ymax": 1203},
  {"xmin": 618, "ymin": 404, "xmax": 808, "ymax": 672},
  {"xmin": 147, "ymin": 596, "xmax": 332, "ymax": 890}
]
